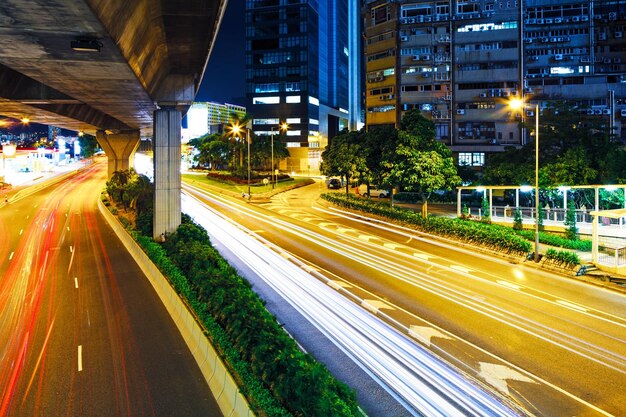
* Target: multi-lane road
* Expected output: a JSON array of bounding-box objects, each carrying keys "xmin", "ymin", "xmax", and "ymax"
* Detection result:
[
  {"xmin": 3, "ymin": 163, "xmax": 624, "ymax": 416},
  {"xmin": 184, "ymin": 179, "xmax": 626, "ymax": 417},
  {"xmin": 0, "ymin": 162, "xmax": 221, "ymax": 417}
]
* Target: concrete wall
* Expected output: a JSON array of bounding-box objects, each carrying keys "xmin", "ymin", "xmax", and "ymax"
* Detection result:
[{"xmin": 98, "ymin": 199, "xmax": 253, "ymax": 417}]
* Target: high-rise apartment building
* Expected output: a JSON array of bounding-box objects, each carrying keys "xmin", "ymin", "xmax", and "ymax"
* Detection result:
[
  {"xmin": 364, "ymin": 0, "xmax": 626, "ymax": 168},
  {"xmin": 245, "ymin": 0, "xmax": 361, "ymax": 174}
]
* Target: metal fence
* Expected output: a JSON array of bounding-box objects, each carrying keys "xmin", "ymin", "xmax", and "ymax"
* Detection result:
[{"xmin": 598, "ymin": 246, "xmax": 626, "ymax": 266}]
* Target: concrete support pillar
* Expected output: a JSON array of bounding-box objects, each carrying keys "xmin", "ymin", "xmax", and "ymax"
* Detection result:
[
  {"xmin": 457, "ymin": 188, "xmax": 461, "ymax": 217},
  {"xmin": 96, "ymin": 130, "xmax": 140, "ymax": 178},
  {"xmin": 153, "ymin": 108, "xmax": 181, "ymax": 240}
]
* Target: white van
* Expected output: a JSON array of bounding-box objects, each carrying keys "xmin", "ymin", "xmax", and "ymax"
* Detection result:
[{"xmin": 358, "ymin": 184, "xmax": 389, "ymax": 198}]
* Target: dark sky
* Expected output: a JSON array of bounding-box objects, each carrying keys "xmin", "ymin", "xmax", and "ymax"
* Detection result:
[{"xmin": 196, "ymin": 0, "xmax": 246, "ymax": 105}]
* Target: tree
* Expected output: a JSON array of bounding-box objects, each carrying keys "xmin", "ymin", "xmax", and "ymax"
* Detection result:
[
  {"xmin": 381, "ymin": 111, "xmax": 461, "ymax": 216},
  {"xmin": 363, "ymin": 126, "xmax": 398, "ymax": 187},
  {"xmin": 78, "ymin": 134, "xmax": 98, "ymax": 157},
  {"xmin": 564, "ymin": 199, "xmax": 578, "ymax": 240},
  {"xmin": 481, "ymin": 197, "xmax": 491, "ymax": 223},
  {"xmin": 483, "ymin": 102, "xmax": 622, "ymax": 186},
  {"xmin": 513, "ymin": 207, "xmax": 523, "ymax": 230},
  {"xmin": 320, "ymin": 131, "xmax": 368, "ymax": 195},
  {"xmin": 191, "ymin": 133, "xmax": 232, "ymax": 170},
  {"xmin": 224, "ymin": 112, "xmax": 253, "ymax": 170}
]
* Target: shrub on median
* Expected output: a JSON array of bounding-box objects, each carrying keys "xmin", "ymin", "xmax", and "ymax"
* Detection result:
[{"xmin": 544, "ymin": 248, "xmax": 580, "ymax": 268}]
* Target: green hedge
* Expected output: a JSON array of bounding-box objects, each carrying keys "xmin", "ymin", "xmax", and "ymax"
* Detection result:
[
  {"xmin": 125, "ymin": 216, "xmax": 359, "ymax": 417},
  {"xmin": 544, "ymin": 248, "xmax": 580, "ymax": 267},
  {"xmin": 322, "ymin": 193, "xmax": 531, "ymax": 256},
  {"xmin": 514, "ymin": 229, "xmax": 592, "ymax": 252}
]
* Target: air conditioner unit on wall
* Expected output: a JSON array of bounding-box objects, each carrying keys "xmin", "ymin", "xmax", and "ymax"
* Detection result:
[
  {"xmin": 599, "ymin": 33, "xmax": 607, "ymax": 40},
  {"xmin": 572, "ymin": 16, "xmax": 580, "ymax": 22},
  {"xmin": 602, "ymin": 109, "xmax": 611, "ymax": 115},
  {"xmin": 457, "ymin": 109, "xmax": 465, "ymax": 115},
  {"xmin": 581, "ymin": 15, "xmax": 588, "ymax": 21},
  {"xmin": 555, "ymin": 54, "xmax": 563, "ymax": 60},
  {"xmin": 580, "ymin": 57, "xmax": 590, "ymax": 63},
  {"xmin": 621, "ymin": 109, "xmax": 626, "ymax": 117},
  {"xmin": 616, "ymin": 32, "xmax": 623, "ymax": 39},
  {"xmin": 526, "ymin": 110, "xmax": 535, "ymax": 117}
]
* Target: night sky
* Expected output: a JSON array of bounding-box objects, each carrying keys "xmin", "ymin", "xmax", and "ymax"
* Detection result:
[{"xmin": 197, "ymin": 0, "xmax": 246, "ymax": 105}]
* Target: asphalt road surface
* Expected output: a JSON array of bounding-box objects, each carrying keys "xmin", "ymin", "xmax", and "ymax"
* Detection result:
[
  {"xmin": 184, "ymin": 179, "xmax": 626, "ymax": 417},
  {"xmin": 0, "ymin": 162, "xmax": 221, "ymax": 417}
]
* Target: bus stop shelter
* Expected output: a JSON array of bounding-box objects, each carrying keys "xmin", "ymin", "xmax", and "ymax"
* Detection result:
[{"xmin": 590, "ymin": 208, "xmax": 626, "ymax": 275}]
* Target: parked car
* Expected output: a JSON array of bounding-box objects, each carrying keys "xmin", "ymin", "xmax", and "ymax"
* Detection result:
[
  {"xmin": 327, "ymin": 178, "xmax": 342, "ymax": 189},
  {"xmin": 358, "ymin": 184, "xmax": 389, "ymax": 198}
]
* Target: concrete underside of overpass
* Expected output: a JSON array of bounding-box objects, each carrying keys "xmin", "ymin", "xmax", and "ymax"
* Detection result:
[{"xmin": 0, "ymin": 0, "xmax": 229, "ymax": 237}]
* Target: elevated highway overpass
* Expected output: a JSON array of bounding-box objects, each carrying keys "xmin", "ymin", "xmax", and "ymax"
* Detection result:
[{"xmin": 0, "ymin": 0, "xmax": 228, "ymax": 237}]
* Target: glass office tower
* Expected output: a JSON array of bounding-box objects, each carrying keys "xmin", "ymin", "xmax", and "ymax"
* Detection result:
[{"xmin": 245, "ymin": 0, "xmax": 359, "ymax": 174}]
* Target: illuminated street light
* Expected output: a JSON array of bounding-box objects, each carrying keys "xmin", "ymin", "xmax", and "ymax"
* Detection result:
[
  {"xmin": 271, "ymin": 122, "xmax": 288, "ymax": 189},
  {"xmin": 20, "ymin": 117, "xmax": 30, "ymax": 124},
  {"xmin": 227, "ymin": 122, "xmax": 251, "ymax": 199},
  {"xmin": 510, "ymin": 98, "xmax": 540, "ymax": 262}
]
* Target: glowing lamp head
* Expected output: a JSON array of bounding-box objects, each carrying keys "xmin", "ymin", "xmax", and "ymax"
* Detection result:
[
  {"xmin": 20, "ymin": 117, "xmax": 30, "ymax": 124},
  {"xmin": 280, "ymin": 122, "xmax": 289, "ymax": 132},
  {"xmin": 229, "ymin": 123, "xmax": 242, "ymax": 137},
  {"xmin": 509, "ymin": 98, "xmax": 524, "ymax": 111}
]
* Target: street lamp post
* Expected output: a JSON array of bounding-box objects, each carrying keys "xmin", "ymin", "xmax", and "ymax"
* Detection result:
[
  {"xmin": 511, "ymin": 99, "xmax": 540, "ymax": 262},
  {"xmin": 228, "ymin": 122, "xmax": 251, "ymax": 200},
  {"xmin": 533, "ymin": 103, "xmax": 539, "ymax": 262},
  {"xmin": 270, "ymin": 122, "xmax": 288, "ymax": 189},
  {"xmin": 247, "ymin": 127, "xmax": 251, "ymax": 199}
]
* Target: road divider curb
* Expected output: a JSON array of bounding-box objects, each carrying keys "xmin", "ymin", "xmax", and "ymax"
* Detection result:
[{"xmin": 98, "ymin": 198, "xmax": 253, "ymax": 417}]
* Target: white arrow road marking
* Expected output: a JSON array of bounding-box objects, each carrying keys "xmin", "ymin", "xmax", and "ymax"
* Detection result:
[
  {"xmin": 361, "ymin": 299, "xmax": 394, "ymax": 314},
  {"xmin": 358, "ymin": 234, "xmax": 373, "ymax": 241},
  {"xmin": 413, "ymin": 253, "xmax": 430, "ymax": 260},
  {"xmin": 479, "ymin": 362, "xmax": 536, "ymax": 395},
  {"xmin": 408, "ymin": 325, "xmax": 454, "ymax": 347}
]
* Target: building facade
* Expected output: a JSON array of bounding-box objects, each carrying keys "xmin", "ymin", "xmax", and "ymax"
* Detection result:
[
  {"xmin": 245, "ymin": 0, "xmax": 361, "ymax": 174},
  {"xmin": 364, "ymin": 0, "xmax": 626, "ymax": 168},
  {"xmin": 185, "ymin": 102, "xmax": 247, "ymax": 141}
]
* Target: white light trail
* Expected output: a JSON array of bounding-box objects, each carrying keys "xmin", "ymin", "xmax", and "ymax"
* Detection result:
[{"xmin": 182, "ymin": 193, "xmax": 523, "ymax": 417}]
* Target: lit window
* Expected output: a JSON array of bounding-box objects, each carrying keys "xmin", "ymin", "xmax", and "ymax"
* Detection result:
[
  {"xmin": 254, "ymin": 118, "xmax": 280, "ymax": 125},
  {"xmin": 287, "ymin": 130, "xmax": 302, "ymax": 136},
  {"xmin": 287, "ymin": 142, "xmax": 301, "ymax": 147},
  {"xmin": 286, "ymin": 118, "xmax": 301, "ymax": 123},
  {"xmin": 286, "ymin": 95, "xmax": 301, "ymax": 103},
  {"xmin": 309, "ymin": 118, "xmax": 319, "ymax": 125},
  {"xmin": 253, "ymin": 96, "xmax": 280, "ymax": 104},
  {"xmin": 459, "ymin": 152, "xmax": 485, "ymax": 166},
  {"xmin": 339, "ymin": 108, "xmax": 348, "ymax": 113},
  {"xmin": 550, "ymin": 67, "xmax": 574, "ymax": 75},
  {"xmin": 308, "ymin": 96, "xmax": 319, "ymax": 106}
]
